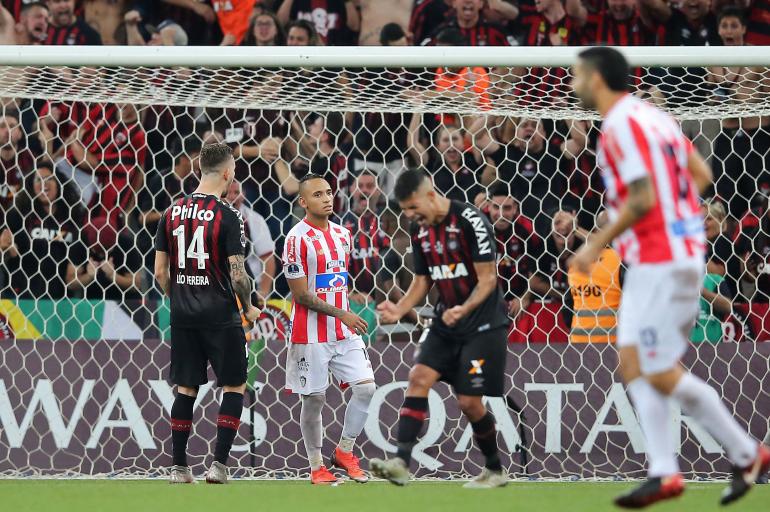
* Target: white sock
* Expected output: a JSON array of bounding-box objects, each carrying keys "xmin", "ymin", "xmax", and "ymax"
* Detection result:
[
  {"xmin": 300, "ymin": 393, "xmax": 325, "ymax": 471},
  {"xmin": 671, "ymin": 372, "xmax": 756, "ymax": 467},
  {"xmin": 340, "ymin": 382, "xmax": 376, "ymax": 452},
  {"xmin": 627, "ymin": 377, "xmax": 679, "ymax": 477}
]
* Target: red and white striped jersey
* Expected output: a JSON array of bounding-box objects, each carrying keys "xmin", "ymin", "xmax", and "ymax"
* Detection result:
[
  {"xmin": 597, "ymin": 94, "xmax": 705, "ymax": 266},
  {"xmin": 282, "ymin": 218, "xmax": 354, "ymax": 344}
]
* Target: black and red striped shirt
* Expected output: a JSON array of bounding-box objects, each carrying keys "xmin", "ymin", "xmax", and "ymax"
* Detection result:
[
  {"xmin": 44, "ymin": 17, "xmax": 101, "ymax": 45},
  {"xmin": 410, "ymin": 200, "xmax": 508, "ymax": 335},
  {"xmin": 583, "ymin": 11, "xmax": 656, "ymax": 45},
  {"xmin": 512, "ymin": 5, "xmax": 580, "ymax": 100},
  {"xmin": 747, "ymin": 0, "xmax": 770, "ymax": 46},
  {"xmin": 88, "ymin": 115, "xmax": 147, "ymax": 176},
  {"xmin": 2, "ymin": 0, "xmax": 82, "ymax": 21},
  {"xmin": 155, "ymin": 193, "xmax": 246, "ymax": 328},
  {"xmin": 410, "ymin": 0, "xmax": 453, "ymax": 45},
  {"xmin": 340, "ymin": 210, "xmax": 391, "ymax": 295},
  {"xmin": 495, "ymin": 218, "xmax": 538, "ymax": 300},
  {"xmin": 515, "ymin": 4, "xmax": 581, "ymax": 46},
  {"xmin": 424, "ymin": 18, "xmax": 513, "ymax": 46}
]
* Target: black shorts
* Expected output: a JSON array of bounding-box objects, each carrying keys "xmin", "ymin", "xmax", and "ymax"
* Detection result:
[
  {"xmin": 415, "ymin": 326, "xmax": 508, "ymax": 396},
  {"xmin": 170, "ymin": 326, "xmax": 247, "ymax": 387}
]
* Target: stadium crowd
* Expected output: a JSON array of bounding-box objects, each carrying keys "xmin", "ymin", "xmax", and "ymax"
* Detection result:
[{"xmin": 1, "ymin": 0, "xmax": 770, "ymax": 343}]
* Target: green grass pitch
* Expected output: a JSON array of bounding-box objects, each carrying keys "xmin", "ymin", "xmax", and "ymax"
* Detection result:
[{"xmin": 1, "ymin": 480, "xmax": 768, "ymax": 512}]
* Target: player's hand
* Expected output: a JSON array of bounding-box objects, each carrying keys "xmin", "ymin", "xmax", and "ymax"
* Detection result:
[
  {"xmin": 441, "ymin": 305, "xmax": 466, "ymax": 327},
  {"xmin": 244, "ymin": 305, "xmax": 261, "ymax": 324},
  {"xmin": 568, "ymin": 241, "xmax": 601, "ymax": 274},
  {"xmin": 377, "ymin": 300, "xmax": 404, "ymax": 324},
  {"xmin": 341, "ymin": 311, "xmax": 368, "ymax": 335}
]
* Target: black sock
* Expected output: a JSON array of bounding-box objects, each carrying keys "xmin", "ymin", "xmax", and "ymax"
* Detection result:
[
  {"xmin": 471, "ymin": 411, "xmax": 502, "ymax": 471},
  {"xmin": 214, "ymin": 392, "xmax": 243, "ymax": 464},
  {"xmin": 396, "ymin": 396, "xmax": 428, "ymax": 466},
  {"xmin": 170, "ymin": 393, "xmax": 195, "ymax": 467}
]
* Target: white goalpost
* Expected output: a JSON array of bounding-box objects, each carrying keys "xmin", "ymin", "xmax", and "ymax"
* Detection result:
[{"xmin": 0, "ymin": 46, "xmax": 768, "ymax": 480}]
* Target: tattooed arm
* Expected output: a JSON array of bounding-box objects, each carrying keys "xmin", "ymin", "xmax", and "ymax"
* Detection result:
[
  {"xmin": 286, "ymin": 275, "xmax": 368, "ymax": 333},
  {"xmin": 229, "ymin": 254, "xmax": 254, "ymax": 311}
]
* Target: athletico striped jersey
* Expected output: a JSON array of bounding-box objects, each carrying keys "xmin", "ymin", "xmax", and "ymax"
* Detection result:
[
  {"xmin": 155, "ymin": 193, "xmax": 246, "ymax": 328},
  {"xmin": 597, "ymin": 94, "xmax": 705, "ymax": 266},
  {"xmin": 282, "ymin": 218, "xmax": 354, "ymax": 344}
]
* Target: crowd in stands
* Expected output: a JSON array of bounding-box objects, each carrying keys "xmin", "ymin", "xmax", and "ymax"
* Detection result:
[{"xmin": 1, "ymin": 0, "xmax": 770, "ymax": 343}]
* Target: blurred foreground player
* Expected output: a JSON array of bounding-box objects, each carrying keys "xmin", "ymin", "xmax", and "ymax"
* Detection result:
[
  {"xmin": 569, "ymin": 47, "xmax": 770, "ymax": 507},
  {"xmin": 372, "ymin": 169, "xmax": 509, "ymax": 488},
  {"xmin": 154, "ymin": 143, "xmax": 260, "ymax": 484}
]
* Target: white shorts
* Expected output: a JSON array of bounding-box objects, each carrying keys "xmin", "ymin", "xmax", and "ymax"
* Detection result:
[
  {"xmin": 285, "ymin": 336, "xmax": 374, "ymax": 395},
  {"xmin": 617, "ymin": 260, "xmax": 703, "ymax": 375}
]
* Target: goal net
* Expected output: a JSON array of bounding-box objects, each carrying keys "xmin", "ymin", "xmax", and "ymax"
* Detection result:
[{"xmin": 0, "ymin": 46, "xmax": 768, "ymax": 480}]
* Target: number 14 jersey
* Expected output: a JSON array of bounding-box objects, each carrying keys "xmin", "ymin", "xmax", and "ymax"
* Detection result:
[{"xmin": 155, "ymin": 193, "xmax": 246, "ymax": 328}]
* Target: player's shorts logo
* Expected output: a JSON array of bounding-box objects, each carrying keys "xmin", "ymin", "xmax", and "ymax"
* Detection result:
[
  {"xmin": 469, "ymin": 359, "xmax": 485, "ymax": 375},
  {"xmin": 315, "ymin": 272, "xmax": 348, "ymax": 293},
  {"xmin": 297, "ymin": 357, "xmax": 310, "ymax": 372}
]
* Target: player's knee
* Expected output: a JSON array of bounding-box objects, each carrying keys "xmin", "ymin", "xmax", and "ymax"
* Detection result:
[
  {"xmin": 457, "ymin": 395, "xmax": 484, "ymax": 418},
  {"xmin": 301, "ymin": 392, "xmax": 326, "ymax": 409},
  {"xmin": 351, "ymin": 380, "xmax": 376, "ymax": 404},
  {"xmin": 407, "ymin": 367, "xmax": 434, "ymax": 391}
]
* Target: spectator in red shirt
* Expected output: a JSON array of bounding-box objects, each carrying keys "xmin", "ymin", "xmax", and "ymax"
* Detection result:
[
  {"xmin": 567, "ymin": 0, "xmax": 664, "ymax": 45},
  {"xmin": 746, "ymin": 0, "xmax": 770, "ymax": 45},
  {"xmin": 487, "ymin": 181, "xmax": 539, "ymax": 319},
  {"xmin": 410, "ymin": 0, "xmax": 453, "ymax": 45},
  {"xmin": 277, "ymin": 0, "xmax": 360, "ymax": 45},
  {"xmin": 45, "ymin": 0, "xmax": 101, "ymax": 45},
  {"xmin": 425, "ymin": 0, "xmax": 514, "ymax": 45}
]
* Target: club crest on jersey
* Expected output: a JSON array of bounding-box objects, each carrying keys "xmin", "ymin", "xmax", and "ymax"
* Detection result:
[
  {"xmin": 171, "ymin": 203, "xmax": 215, "ymax": 221},
  {"xmin": 315, "ymin": 272, "xmax": 348, "ymax": 293},
  {"xmin": 429, "ymin": 263, "xmax": 469, "ymax": 280}
]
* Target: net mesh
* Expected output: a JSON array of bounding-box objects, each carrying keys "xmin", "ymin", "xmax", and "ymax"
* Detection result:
[{"xmin": 0, "ymin": 60, "xmax": 769, "ymax": 480}]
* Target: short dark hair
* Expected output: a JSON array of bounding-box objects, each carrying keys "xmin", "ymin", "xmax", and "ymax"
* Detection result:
[
  {"xmin": 299, "ymin": 173, "xmax": 326, "ymax": 184},
  {"xmin": 380, "ymin": 22, "xmax": 406, "ymax": 46},
  {"xmin": 718, "ymin": 6, "xmax": 746, "ymax": 26},
  {"xmin": 434, "ymin": 27, "xmax": 468, "ymax": 46},
  {"xmin": 488, "ymin": 182, "xmax": 511, "ymax": 198},
  {"xmin": 394, "ymin": 168, "xmax": 429, "ymax": 202},
  {"xmin": 287, "ymin": 19, "xmax": 319, "ymax": 45},
  {"xmin": 577, "ymin": 47, "xmax": 630, "ymax": 92},
  {"xmin": 198, "ymin": 143, "xmax": 233, "ymax": 175},
  {"xmin": 298, "ymin": 172, "xmax": 328, "ymax": 194}
]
